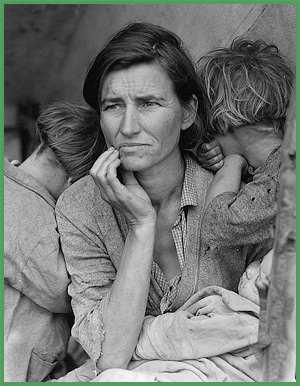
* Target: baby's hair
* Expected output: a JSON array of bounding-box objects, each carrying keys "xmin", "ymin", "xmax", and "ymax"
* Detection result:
[
  {"xmin": 36, "ymin": 101, "xmax": 106, "ymax": 182},
  {"xmin": 198, "ymin": 37, "xmax": 294, "ymax": 139}
]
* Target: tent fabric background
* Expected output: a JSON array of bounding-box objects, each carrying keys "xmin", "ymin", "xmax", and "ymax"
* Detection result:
[{"xmin": 4, "ymin": 3, "xmax": 296, "ymax": 108}]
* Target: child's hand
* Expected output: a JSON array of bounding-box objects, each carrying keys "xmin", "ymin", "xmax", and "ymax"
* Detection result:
[{"xmin": 196, "ymin": 140, "xmax": 224, "ymax": 172}]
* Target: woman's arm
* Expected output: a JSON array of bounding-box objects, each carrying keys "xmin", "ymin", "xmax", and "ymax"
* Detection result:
[
  {"xmin": 57, "ymin": 148, "xmax": 157, "ymax": 372},
  {"xmin": 89, "ymin": 148, "xmax": 157, "ymax": 371},
  {"xmin": 133, "ymin": 290, "xmax": 259, "ymax": 361}
]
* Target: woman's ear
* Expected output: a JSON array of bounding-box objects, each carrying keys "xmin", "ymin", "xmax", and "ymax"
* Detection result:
[{"xmin": 181, "ymin": 94, "xmax": 198, "ymax": 131}]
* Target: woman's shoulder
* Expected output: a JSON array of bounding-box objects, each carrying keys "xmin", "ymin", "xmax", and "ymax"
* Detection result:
[
  {"xmin": 56, "ymin": 174, "xmax": 108, "ymax": 217},
  {"xmin": 184, "ymin": 151, "xmax": 213, "ymax": 185}
]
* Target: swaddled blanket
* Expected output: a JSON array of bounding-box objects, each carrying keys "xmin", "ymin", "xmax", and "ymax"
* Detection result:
[
  {"xmin": 133, "ymin": 285, "xmax": 259, "ymax": 361},
  {"xmin": 94, "ymin": 286, "xmax": 263, "ymax": 382},
  {"xmin": 52, "ymin": 287, "xmax": 261, "ymax": 382}
]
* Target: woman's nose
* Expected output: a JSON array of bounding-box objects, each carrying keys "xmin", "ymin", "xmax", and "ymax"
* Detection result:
[{"xmin": 120, "ymin": 107, "xmax": 141, "ymax": 136}]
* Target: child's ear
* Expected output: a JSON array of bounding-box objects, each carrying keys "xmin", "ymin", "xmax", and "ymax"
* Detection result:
[{"xmin": 182, "ymin": 94, "xmax": 198, "ymax": 131}]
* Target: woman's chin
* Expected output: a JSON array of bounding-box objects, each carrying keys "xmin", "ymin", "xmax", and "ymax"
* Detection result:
[{"xmin": 120, "ymin": 156, "xmax": 148, "ymax": 172}]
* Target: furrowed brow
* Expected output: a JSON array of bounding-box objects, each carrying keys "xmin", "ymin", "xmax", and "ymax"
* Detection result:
[
  {"xmin": 100, "ymin": 97, "xmax": 123, "ymax": 106},
  {"xmin": 136, "ymin": 95, "xmax": 165, "ymax": 102}
]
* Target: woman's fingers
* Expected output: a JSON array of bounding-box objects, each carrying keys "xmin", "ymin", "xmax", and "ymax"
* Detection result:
[
  {"xmin": 91, "ymin": 148, "xmax": 119, "ymax": 184},
  {"xmin": 90, "ymin": 147, "xmax": 118, "ymax": 177},
  {"xmin": 90, "ymin": 148, "xmax": 123, "ymax": 204},
  {"xmin": 90, "ymin": 147, "xmax": 155, "ymax": 224},
  {"xmin": 196, "ymin": 304, "xmax": 212, "ymax": 315}
]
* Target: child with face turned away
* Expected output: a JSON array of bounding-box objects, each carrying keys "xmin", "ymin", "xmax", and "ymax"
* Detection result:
[
  {"xmin": 196, "ymin": 38, "xmax": 293, "ymax": 249},
  {"xmin": 4, "ymin": 102, "xmax": 105, "ymax": 382}
]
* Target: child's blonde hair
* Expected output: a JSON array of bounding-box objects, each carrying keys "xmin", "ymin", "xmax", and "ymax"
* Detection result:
[{"xmin": 198, "ymin": 38, "xmax": 294, "ymax": 140}]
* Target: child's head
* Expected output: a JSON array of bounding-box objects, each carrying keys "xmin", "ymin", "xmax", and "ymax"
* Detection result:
[
  {"xmin": 36, "ymin": 101, "xmax": 106, "ymax": 182},
  {"xmin": 198, "ymin": 38, "xmax": 294, "ymax": 141},
  {"xmin": 238, "ymin": 249, "xmax": 274, "ymax": 304}
]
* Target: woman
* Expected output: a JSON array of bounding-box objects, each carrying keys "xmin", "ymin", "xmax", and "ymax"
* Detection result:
[{"xmin": 56, "ymin": 23, "xmax": 273, "ymax": 377}]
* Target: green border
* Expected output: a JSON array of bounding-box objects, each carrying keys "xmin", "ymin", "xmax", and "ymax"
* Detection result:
[
  {"xmin": 0, "ymin": 0, "xmax": 298, "ymax": 3},
  {"xmin": 1, "ymin": 1, "xmax": 298, "ymax": 385}
]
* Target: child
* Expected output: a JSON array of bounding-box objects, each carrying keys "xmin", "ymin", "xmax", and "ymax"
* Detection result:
[
  {"xmin": 192, "ymin": 249, "xmax": 273, "ymax": 319},
  {"xmin": 4, "ymin": 101, "xmax": 105, "ymax": 381},
  {"xmin": 196, "ymin": 38, "xmax": 293, "ymax": 248}
]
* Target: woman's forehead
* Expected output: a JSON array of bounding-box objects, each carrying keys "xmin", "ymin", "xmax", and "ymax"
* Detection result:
[{"xmin": 101, "ymin": 63, "xmax": 174, "ymax": 99}]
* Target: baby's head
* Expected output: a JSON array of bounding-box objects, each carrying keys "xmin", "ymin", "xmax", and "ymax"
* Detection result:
[{"xmin": 238, "ymin": 249, "xmax": 274, "ymax": 304}]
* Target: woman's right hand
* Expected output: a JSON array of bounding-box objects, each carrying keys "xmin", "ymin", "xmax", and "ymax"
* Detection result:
[{"xmin": 90, "ymin": 147, "xmax": 156, "ymax": 227}]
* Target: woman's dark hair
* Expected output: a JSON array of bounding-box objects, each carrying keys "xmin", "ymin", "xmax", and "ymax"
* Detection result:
[{"xmin": 83, "ymin": 22, "xmax": 207, "ymax": 149}]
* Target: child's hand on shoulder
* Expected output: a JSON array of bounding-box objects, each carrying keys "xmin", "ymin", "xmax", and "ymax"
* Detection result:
[{"xmin": 196, "ymin": 140, "xmax": 224, "ymax": 172}]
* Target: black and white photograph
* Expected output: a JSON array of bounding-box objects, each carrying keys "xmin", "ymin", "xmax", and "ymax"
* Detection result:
[{"xmin": 4, "ymin": 3, "xmax": 296, "ymax": 382}]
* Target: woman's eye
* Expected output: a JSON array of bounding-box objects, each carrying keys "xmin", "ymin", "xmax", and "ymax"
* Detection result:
[
  {"xmin": 141, "ymin": 101, "xmax": 159, "ymax": 108},
  {"xmin": 104, "ymin": 104, "xmax": 120, "ymax": 111}
]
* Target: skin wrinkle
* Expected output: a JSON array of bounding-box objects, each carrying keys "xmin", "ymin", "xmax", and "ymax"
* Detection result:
[{"xmin": 99, "ymin": 63, "xmax": 190, "ymax": 175}]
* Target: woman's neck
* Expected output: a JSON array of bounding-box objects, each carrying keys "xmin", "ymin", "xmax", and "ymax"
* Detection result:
[{"xmin": 134, "ymin": 150, "xmax": 185, "ymax": 210}]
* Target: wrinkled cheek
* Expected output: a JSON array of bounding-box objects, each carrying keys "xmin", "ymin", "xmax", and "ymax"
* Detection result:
[{"xmin": 101, "ymin": 129, "xmax": 115, "ymax": 148}]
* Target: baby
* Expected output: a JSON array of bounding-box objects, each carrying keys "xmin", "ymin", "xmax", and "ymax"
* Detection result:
[
  {"xmin": 238, "ymin": 249, "xmax": 273, "ymax": 304},
  {"xmin": 186, "ymin": 249, "xmax": 273, "ymax": 320}
]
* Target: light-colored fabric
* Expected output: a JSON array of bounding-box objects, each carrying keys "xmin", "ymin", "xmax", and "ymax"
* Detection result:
[
  {"xmin": 56, "ymin": 151, "xmax": 274, "ymax": 364},
  {"xmin": 93, "ymin": 287, "xmax": 262, "ymax": 382},
  {"xmin": 4, "ymin": 158, "xmax": 71, "ymax": 382},
  {"xmin": 201, "ymin": 146, "xmax": 282, "ymax": 246},
  {"xmin": 134, "ymin": 286, "xmax": 260, "ymax": 362},
  {"xmin": 49, "ymin": 360, "xmax": 97, "ymax": 382}
]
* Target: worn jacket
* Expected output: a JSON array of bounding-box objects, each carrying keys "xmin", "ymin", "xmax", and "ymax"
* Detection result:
[
  {"xmin": 4, "ymin": 159, "xmax": 71, "ymax": 382},
  {"xmin": 201, "ymin": 146, "xmax": 282, "ymax": 246},
  {"xmin": 56, "ymin": 152, "xmax": 274, "ymax": 364}
]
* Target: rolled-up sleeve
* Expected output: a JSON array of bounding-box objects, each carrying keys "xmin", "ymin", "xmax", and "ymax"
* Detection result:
[{"xmin": 56, "ymin": 191, "xmax": 117, "ymax": 364}]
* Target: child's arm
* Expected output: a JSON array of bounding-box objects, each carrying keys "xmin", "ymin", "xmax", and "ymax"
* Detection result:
[{"xmin": 204, "ymin": 154, "xmax": 248, "ymax": 210}]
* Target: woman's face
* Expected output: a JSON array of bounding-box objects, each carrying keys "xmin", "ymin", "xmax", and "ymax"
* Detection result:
[{"xmin": 99, "ymin": 62, "xmax": 196, "ymax": 172}]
